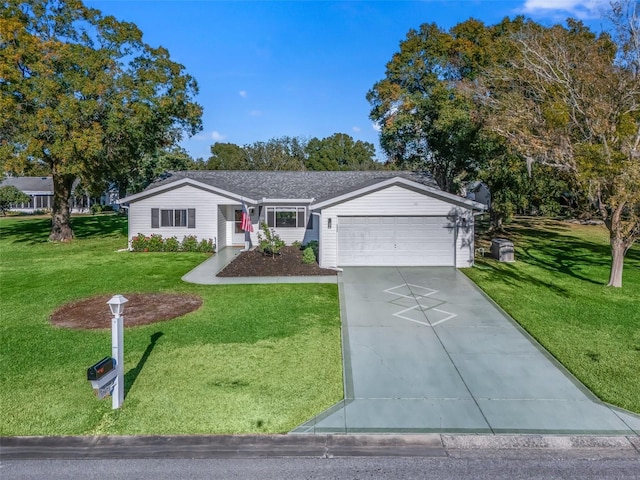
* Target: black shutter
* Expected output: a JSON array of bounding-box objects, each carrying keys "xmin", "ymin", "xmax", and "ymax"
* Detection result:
[
  {"xmin": 151, "ymin": 208, "xmax": 159, "ymax": 228},
  {"xmin": 188, "ymin": 208, "xmax": 196, "ymax": 228}
]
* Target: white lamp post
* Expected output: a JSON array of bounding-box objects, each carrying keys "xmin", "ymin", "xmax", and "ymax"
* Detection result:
[{"xmin": 107, "ymin": 294, "xmax": 128, "ymax": 409}]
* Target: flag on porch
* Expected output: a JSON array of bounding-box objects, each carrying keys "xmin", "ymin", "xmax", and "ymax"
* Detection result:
[{"xmin": 241, "ymin": 200, "xmax": 253, "ymax": 232}]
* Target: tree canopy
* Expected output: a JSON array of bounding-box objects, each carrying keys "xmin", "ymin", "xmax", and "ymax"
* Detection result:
[
  {"xmin": 0, "ymin": 185, "xmax": 30, "ymax": 215},
  {"xmin": 0, "ymin": 0, "xmax": 202, "ymax": 240},
  {"xmin": 367, "ymin": 17, "xmax": 525, "ymax": 193},
  {"xmin": 205, "ymin": 134, "xmax": 380, "ymax": 171},
  {"xmin": 474, "ymin": 3, "xmax": 639, "ymax": 287}
]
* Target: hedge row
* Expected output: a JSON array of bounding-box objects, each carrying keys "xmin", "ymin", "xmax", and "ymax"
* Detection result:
[{"xmin": 130, "ymin": 233, "xmax": 215, "ymax": 253}]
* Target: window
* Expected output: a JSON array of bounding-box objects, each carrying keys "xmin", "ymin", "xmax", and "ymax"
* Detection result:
[
  {"xmin": 265, "ymin": 206, "xmax": 306, "ymax": 228},
  {"xmin": 161, "ymin": 209, "xmax": 174, "ymax": 227},
  {"xmin": 174, "ymin": 209, "xmax": 188, "ymax": 227},
  {"xmin": 151, "ymin": 208, "xmax": 196, "ymax": 228}
]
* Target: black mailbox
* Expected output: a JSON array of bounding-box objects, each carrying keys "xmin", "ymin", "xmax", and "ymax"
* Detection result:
[{"xmin": 87, "ymin": 357, "xmax": 115, "ymax": 381}]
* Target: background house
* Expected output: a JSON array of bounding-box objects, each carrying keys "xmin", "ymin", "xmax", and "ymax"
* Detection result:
[{"xmin": 0, "ymin": 176, "xmax": 119, "ymax": 214}]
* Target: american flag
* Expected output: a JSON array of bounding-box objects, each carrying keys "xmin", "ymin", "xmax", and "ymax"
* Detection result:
[{"xmin": 241, "ymin": 200, "xmax": 253, "ymax": 232}]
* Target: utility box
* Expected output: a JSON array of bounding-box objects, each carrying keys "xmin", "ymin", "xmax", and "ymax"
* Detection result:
[
  {"xmin": 87, "ymin": 357, "xmax": 117, "ymax": 399},
  {"xmin": 491, "ymin": 238, "xmax": 515, "ymax": 262}
]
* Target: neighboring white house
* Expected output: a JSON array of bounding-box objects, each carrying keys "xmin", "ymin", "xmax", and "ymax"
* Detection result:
[
  {"xmin": 118, "ymin": 170, "xmax": 486, "ymax": 268},
  {"xmin": 0, "ymin": 176, "xmax": 119, "ymax": 213}
]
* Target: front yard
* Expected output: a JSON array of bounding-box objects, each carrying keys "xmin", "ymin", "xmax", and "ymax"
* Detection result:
[
  {"xmin": 464, "ymin": 217, "xmax": 640, "ymax": 414},
  {"xmin": 0, "ymin": 215, "xmax": 343, "ymax": 435},
  {"xmin": 1, "ymin": 214, "xmax": 638, "ymax": 437}
]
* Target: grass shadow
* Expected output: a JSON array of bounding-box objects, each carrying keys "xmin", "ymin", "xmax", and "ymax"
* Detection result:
[
  {"xmin": 0, "ymin": 214, "xmax": 127, "ymax": 244},
  {"xmin": 473, "ymin": 258, "xmax": 571, "ymax": 296},
  {"xmin": 124, "ymin": 332, "xmax": 163, "ymax": 399}
]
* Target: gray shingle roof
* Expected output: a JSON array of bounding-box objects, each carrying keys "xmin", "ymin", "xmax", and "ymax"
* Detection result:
[
  {"xmin": 0, "ymin": 176, "xmax": 53, "ymax": 193},
  {"xmin": 147, "ymin": 170, "xmax": 439, "ymax": 204}
]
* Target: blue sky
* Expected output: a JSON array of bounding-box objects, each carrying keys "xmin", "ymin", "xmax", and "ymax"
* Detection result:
[{"xmin": 86, "ymin": 1, "xmax": 609, "ymax": 161}]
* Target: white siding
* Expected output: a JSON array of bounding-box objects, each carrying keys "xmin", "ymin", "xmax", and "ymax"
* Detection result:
[
  {"xmin": 217, "ymin": 205, "xmax": 227, "ymax": 249},
  {"xmin": 128, "ymin": 185, "xmax": 225, "ymax": 246},
  {"xmin": 319, "ymin": 185, "xmax": 475, "ymax": 268}
]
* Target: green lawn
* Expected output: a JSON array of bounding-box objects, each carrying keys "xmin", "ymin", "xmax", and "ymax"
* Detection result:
[
  {"xmin": 463, "ymin": 217, "xmax": 640, "ymax": 414},
  {"xmin": 0, "ymin": 215, "xmax": 343, "ymax": 435}
]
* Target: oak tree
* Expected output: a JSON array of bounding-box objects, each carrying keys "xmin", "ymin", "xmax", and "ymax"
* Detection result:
[
  {"xmin": 475, "ymin": 6, "xmax": 639, "ymax": 287},
  {"xmin": 0, "ymin": 0, "xmax": 202, "ymax": 240}
]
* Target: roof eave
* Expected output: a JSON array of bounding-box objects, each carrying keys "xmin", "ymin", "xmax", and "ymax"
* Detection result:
[
  {"xmin": 118, "ymin": 178, "xmax": 258, "ymax": 204},
  {"xmin": 312, "ymin": 177, "xmax": 479, "ymax": 210}
]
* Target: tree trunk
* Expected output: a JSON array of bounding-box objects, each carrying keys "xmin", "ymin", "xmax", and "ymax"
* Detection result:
[
  {"xmin": 489, "ymin": 209, "xmax": 504, "ymax": 232},
  {"xmin": 607, "ymin": 236, "xmax": 626, "ymax": 287},
  {"xmin": 49, "ymin": 173, "xmax": 75, "ymax": 242}
]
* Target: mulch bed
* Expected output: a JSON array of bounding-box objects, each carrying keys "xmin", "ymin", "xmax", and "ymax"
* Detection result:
[
  {"xmin": 50, "ymin": 293, "xmax": 203, "ymax": 330},
  {"xmin": 217, "ymin": 246, "xmax": 337, "ymax": 277}
]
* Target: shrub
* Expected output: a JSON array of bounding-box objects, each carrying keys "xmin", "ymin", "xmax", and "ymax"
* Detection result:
[
  {"xmin": 90, "ymin": 204, "xmax": 103, "ymax": 214},
  {"xmin": 291, "ymin": 240, "xmax": 302, "ymax": 249},
  {"xmin": 197, "ymin": 238, "xmax": 214, "ymax": 253},
  {"xmin": 130, "ymin": 233, "xmax": 214, "ymax": 253},
  {"xmin": 306, "ymin": 240, "xmax": 319, "ymax": 259},
  {"xmin": 131, "ymin": 233, "xmax": 148, "ymax": 252},
  {"xmin": 147, "ymin": 234, "xmax": 164, "ymax": 251},
  {"xmin": 91, "ymin": 204, "xmax": 114, "ymax": 214},
  {"xmin": 181, "ymin": 235, "xmax": 199, "ymax": 252},
  {"xmin": 302, "ymin": 246, "xmax": 316, "ymax": 264},
  {"xmin": 164, "ymin": 236, "xmax": 180, "ymax": 252},
  {"xmin": 257, "ymin": 222, "xmax": 285, "ymax": 258}
]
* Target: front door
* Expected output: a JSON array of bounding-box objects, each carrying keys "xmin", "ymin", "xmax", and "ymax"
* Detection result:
[{"xmin": 232, "ymin": 208, "xmax": 245, "ymax": 245}]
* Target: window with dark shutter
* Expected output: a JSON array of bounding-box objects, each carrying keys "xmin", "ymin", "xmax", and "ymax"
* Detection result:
[
  {"xmin": 151, "ymin": 208, "xmax": 159, "ymax": 228},
  {"xmin": 188, "ymin": 208, "xmax": 196, "ymax": 228}
]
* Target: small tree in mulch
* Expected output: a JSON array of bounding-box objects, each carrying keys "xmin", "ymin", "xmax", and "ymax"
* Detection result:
[{"xmin": 257, "ymin": 222, "xmax": 285, "ymax": 258}]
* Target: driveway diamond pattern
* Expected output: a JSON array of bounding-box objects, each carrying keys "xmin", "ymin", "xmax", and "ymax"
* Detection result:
[
  {"xmin": 293, "ymin": 267, "xmax": 640, "ymax": 435},
  {"xmin": 385, "ymin": 283, "xmax": 457, "ymax": 327}
]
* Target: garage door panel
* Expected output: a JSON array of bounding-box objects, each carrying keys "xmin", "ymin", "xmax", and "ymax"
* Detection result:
[{"xmin": 338, "ymin": 216, "xmax": 454, "ymax": 266}]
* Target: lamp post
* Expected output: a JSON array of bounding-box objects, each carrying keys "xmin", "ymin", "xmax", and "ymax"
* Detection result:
[{"xmin": 107, "ymin": 294, "xmax": 128, "ymax": 409}]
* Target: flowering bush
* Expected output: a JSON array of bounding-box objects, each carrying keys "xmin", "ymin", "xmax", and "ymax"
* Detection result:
[
  {"xmin": 181, "ymin": 235, "xmax": 199, "ymax": 252},
  {"xmin": 197, "ymin": 238, "xmax": 214, "ymax": 253},
  {"xmin": 164, "ymin": 236, "xmax": 180, "ymax": 252},
  {"xmin": 131, "ymin": 233, "xmax": 150, "ymax": 251},
  {"xmin": 130, "ymin": 233, "xmax": 215, "ymax": 253}
]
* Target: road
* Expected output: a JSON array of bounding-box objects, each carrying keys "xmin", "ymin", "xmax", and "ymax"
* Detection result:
[{"xmin": 3, "ymin": 454, "xmax": 640, "ymax": 480}]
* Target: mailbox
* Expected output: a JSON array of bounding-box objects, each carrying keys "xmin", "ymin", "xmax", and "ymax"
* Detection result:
[{"xmin": 87, "ymin": 357, "xmax": 117, "ymax": 398}]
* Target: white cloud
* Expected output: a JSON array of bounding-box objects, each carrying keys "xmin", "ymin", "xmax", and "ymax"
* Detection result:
[
  {"xmin": 239, "ymin": 90, "xmax": 247, "ymax": 98},
  {"xmin": 211, "ymin": 130, "xmax": 226, "ymax": 141},
  {"xmin": 352, "ymin": 126, "xmax": 361, "ymax": 133},
  {"xmin": 248, "ymin": 110, "xmax": 262, "ymax": 117},
  {"xmin": 522, "ymin": 0, "xmax": 607, "ymax": 19},
  {"xmin": 372, "ymin": 122, "xmax": 381, "ymax": 132}
]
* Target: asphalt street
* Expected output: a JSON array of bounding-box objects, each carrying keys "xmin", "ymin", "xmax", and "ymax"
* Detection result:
[{"xmin": 4, "ymin": 455, "xmax": 640, "ymax": 480}]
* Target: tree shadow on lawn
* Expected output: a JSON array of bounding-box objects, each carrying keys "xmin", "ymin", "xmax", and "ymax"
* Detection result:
[
  {"xmin": 476, "ymin": 225, "xmax": 639, "ymax": 292},
  {"xmin": 474, "ymin": 258, "xmax": 570, "ymax": 296},
  {"xmin": 497, "ymin": 225, "xmax": 640, "ymax": 287},
  {"xmin": 0, "ymin": 214, "xmax": 127, "ymax": 244},
  {"xmin": 124, "ymin": 331, "xmax": 163, "ymax": 399},
  {"xmin": 513, "ymin": 227, "xmax": 612, "ymax": 286}
]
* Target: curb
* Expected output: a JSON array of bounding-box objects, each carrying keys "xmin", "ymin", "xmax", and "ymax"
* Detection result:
[{"xmin": 2, "ymin": 434, "xmax": 639, "ymax": 460}]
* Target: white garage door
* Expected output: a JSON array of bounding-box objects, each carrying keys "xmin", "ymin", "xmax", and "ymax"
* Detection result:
[{"xmin": 337, "ymin": 216, "xmax": 455, "ymax": 266}]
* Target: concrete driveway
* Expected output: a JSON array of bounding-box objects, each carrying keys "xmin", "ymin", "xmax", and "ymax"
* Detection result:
[{"xmin": 293, "ymin": 267, "xmax": 640, "ymax": 434}]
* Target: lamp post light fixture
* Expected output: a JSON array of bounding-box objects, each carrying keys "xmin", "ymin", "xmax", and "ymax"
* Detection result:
[{"xmin": 107, "ymin": 294, "xmax": 128, "ymax": 409}]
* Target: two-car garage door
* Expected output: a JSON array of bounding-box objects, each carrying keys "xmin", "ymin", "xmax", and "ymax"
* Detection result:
[{"xmin": 337, "ymin": 216, "xmax": 455, "ymax": 266}]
